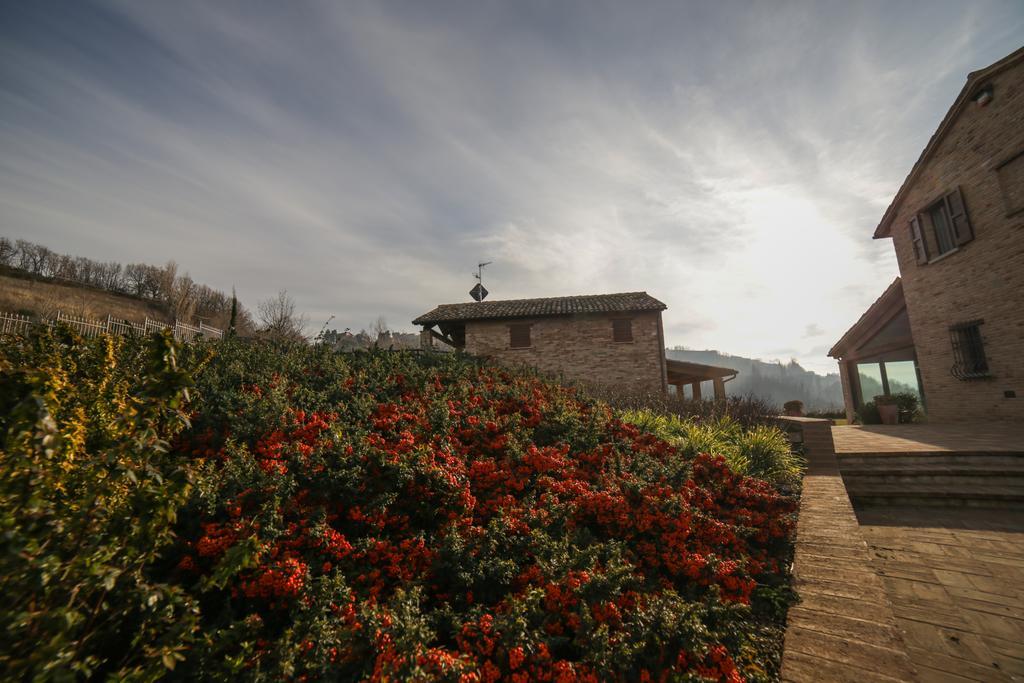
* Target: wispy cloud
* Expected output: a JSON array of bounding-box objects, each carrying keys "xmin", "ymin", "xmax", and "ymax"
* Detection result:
[{"xmin": 1, "ymin": 0, "xmax": 1022, "ymax": 372}]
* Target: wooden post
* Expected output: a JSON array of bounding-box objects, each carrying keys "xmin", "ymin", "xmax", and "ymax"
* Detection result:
[
  {"xmin": 691, "ymin": 381, "xmax": 702, "ymax": 401},
  {"xmin": 713, "ymin": 377, "xmax": 726, "ymax": 400}
]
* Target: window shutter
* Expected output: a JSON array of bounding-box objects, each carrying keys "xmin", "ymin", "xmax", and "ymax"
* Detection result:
[
  {"xmin": 612, "ymin": 319, "xmax": 633, "ymax": 342},
  {"xmin": 509, "ymin": 324, "xmax": 531, "ymax": 348},
  {"xmin": 945, "ymin": 187, "xmax": 974, "ymax": 246},
  {"xmin": 909, "ymin": 215, "xmax": 929, "ymax": 264}
]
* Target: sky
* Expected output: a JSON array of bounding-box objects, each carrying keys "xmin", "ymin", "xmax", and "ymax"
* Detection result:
[{"xmin": 1, "ymin": 1, "xmax": 1022, "ymax": 374}]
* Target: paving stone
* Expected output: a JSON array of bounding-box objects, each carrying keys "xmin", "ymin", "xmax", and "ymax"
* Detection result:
[
  {"xmin": 779, "ymin": 422, "xmax": 918, "ymax": 682},
  {"xmin": 982, "ymin": 633, "xmax": 1024, "ymax": 659},
  {"xmin": 785, "ymin": 626, "xmax": 915, "ymax": 674},
  {"xmin": 795, "ymin": 588, "xmax": 897, "ymax": 622},
  {"xmin": 781, "ymin": 651, "xmax": 908, "ymax": 683},
  {"xmin": 905, "ymin": 647, "xmax": 1010, "ymax": 682},
  {"xmin": 832, "ymin": 424, "xmax": 1024, "ymax": 454},
  {"xmin": 891, "ymin": 600, "xmax": 975, "ymax": 631},
  {"xmin": 859, "ymin": 505, "xmax": 1024, "ymax": 683},
  {"xmin": 788, "ymin": 607, "xmax": 904, "ymax": 647},
  {"xmin": 961, "ymin": 606, "xmax": 1024, "ymax": 633},
  {"xmin": 783, "ymin": 422, "xmax": 1024, "ymax": 682},
  {"xmin": 912, "ymin": 664, "xmax": 985, "ymax": 683}
]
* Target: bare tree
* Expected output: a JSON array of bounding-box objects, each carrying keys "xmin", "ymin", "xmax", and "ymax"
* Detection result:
[
  {"xmin": 73, "ymin": 256, "xmax": 95, "ymax": 286},
  {"xmin": 156, "ymin": 261, "xmax": 179, "ymax": 305},
  {"xmin": 371, "ymin": 315, "xmax": 391, "ymax": 348},
  {"xmin": 124, "ymin": 263, "xmax": 148, "ymax": 296},
  {"xmin": 0, "ymin": 237, "xmax": 15, "ymax": 266},
  {"xmin": 257, "ymin": 289, "xmax": 307, "ymax": 342},
  {"xmin": 38, "ymin": 247, "xmax": 60, "ymax": 278},
  {"xmin": 55, "ymin": 254, "xmax": 78, "ymax": 280},
  {"xmin": 169, "ymin": 273, "xmax": 197, "ymax": 320},
  {"xmin": 16, "ymin": 240, "xmax": 43, "ymax": 274}
]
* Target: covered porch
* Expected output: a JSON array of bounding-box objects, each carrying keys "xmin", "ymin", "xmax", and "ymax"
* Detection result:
[
  {"xmin": 829, "ymin": 278, "xmax": 924, "ymax": 422},
  {"xmin": 665, "ymin": 359, "xmax": 737, "ymax": 400}
]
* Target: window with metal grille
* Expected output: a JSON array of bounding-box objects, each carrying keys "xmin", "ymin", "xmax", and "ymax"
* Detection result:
[
  {"xmin": 612, "ymin": 318, "xmax": 633, "ymax": 343},
  {"xmin": 949, "ymin": 320, "xmax": 989, "ymax": 380},
  {"xmin": 509, "ymin": 323, "xmax": 531, "ymax": 348}
]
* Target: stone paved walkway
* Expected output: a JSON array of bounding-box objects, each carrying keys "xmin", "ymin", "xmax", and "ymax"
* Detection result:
[
  {"xmin": 858, "ymin": 506, "xmax": 1024, "ymax": 682},
  {"xmin": 779, "ymin": 419, "xmax": 918, "ymax": 682},
  {"xmin": 833, "ymin": 424, "xmax": 1024, "ymax": 454}
]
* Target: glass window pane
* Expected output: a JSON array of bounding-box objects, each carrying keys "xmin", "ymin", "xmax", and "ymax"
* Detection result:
[
  {"xmin": 930, "ymin": 204, "xmax": 955, "ymax": 254},
  {"xmin": 856, "ymin": 362, "xmax": 884, "ymax": 403},
  {"xmin": 883, "ymin": 360, "xmax": 921, "ymax": 401}
]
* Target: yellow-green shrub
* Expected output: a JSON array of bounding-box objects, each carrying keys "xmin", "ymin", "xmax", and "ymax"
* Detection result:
[
  {"xmin": 620, "ymin": 409, "xmax": 803, "ymax": 486},
  {"xmin": 0, "ymin": 328, "xmax": 202, "ymax": 679}
]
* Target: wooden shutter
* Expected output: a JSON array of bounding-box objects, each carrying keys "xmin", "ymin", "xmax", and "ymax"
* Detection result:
[
  {"xmin": 945, "ymin": 187, "xmax": 974, "ymax": 246},
  {"xmin": 509, "ymin": 324, "xmax": 531, "ymax": 348},
  {"xmin": 909, "ymin": 215, "xmax": 929, "ymax": 264},
  {"xmin": 612, "ymin": 318, "xmax": 633, "ymax": 342}
]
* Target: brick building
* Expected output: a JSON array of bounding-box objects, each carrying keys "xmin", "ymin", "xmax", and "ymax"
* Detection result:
[
  {"xmin": 831, "ymin": 47, "xmax": 1024, "ymax": 422},
  {"xmin": 413, "ymin": 292, "xmax": 737, "ymax": 396}
]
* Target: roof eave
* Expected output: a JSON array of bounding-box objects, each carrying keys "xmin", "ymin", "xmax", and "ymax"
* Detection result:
[
  {"xmin": 828, "ymin": 278, "xmax": 904, "ymax": 358},
  {"xmin": 413, "ymin": 304, "xmax": 667, "ymax": 327}
]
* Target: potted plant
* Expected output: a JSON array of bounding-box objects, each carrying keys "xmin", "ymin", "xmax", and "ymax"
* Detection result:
[
  {"xmin": 892, "ymin": 392, "xmax": 920, "ymax": 424},
  {"xmin": 874, "ymin": 394, "xmax": 899, "ymax": 425},
  {"xmin": 783, "ymin": 400, "xmax": 804, "ymax": 417}
]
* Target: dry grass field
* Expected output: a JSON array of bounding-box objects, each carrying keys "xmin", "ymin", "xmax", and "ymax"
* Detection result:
[{"xmin": 0, "ymin": 273, "xmax": 169, "ymax": 323}]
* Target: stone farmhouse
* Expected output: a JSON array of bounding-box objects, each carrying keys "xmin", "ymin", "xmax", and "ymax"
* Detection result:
[
  {"xmin": 413, "ymin": 292, "xmax": 737, "ymax": 397},
  {"xmin": 831, "ymin": 46, "xmax": 1024, "ymax": 422}
]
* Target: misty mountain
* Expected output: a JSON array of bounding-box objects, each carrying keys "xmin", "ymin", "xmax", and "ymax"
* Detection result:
[{"xmin": 667, "ymin": 347, "xmax": 843, "ymax": 411}]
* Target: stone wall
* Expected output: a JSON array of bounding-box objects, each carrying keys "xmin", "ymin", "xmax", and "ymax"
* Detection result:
[
  {"xmin": 887, "ymin": 58, "xmax": 1024, "ymax": 421},
  {"xmin": 463, "ymin": 311, "xmax": 666, "ymax": 393}
]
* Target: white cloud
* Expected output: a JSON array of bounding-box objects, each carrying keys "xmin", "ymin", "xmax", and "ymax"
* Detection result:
[{"xmin": 1, "ymin": 0, "xmax": 1022, "ymax": 372}]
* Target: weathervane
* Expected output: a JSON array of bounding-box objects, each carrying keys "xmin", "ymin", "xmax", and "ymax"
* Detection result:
[{"xmin": 470, "ymin": 261, "xmax": 492, "ymax": 302}]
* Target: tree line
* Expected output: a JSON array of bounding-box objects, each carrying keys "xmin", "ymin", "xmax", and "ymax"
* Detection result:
[
  {"xmin": 0, "ymin": 237, "xmax": 426, "ymax": 345},
  {"xmin": 0, "ymin": 236, "xmax": 254, "ymax": 334}
]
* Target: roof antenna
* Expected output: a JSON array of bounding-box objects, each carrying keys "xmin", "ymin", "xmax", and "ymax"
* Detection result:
[{"xmin": 470, "ymin": 261, "xmax": 492, "ymax": 302}]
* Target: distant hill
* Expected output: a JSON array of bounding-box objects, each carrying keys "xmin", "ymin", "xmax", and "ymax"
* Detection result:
[
  {"xmin": 0, "ymin": 237, "xmax": 254, "ymax": 333},
  {"xmin": 0, "ymin": 269, "xmax": 169, "ymax": 323},
  {"xmin": 667, "ymin": 347, "xmax": 843, "ymax": 411}
]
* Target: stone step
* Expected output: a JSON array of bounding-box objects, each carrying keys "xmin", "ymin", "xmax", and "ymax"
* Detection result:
[
  {"xmin": 846, "ymin": 482, "xmax": 1024, "ymax": 508},
  {"xmin": 841, "ymin": 464, "xmax": 1024, "ymax": 476},
  {"xmin": 841, "ymin": 467, "xmax": 1024, "ymax": 486},
  {"xmin": 837, "ymin": 452, "xmax": 1024, "ymax": 469},
  {"xmin": 852, "ymin": 495, "xmax": 1024, "ymax": 509}
]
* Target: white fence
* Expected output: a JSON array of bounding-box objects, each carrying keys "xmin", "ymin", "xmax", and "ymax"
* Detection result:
[{"xmin": 0, "ymin": 310, "xmax": 223, "ymax": 343}]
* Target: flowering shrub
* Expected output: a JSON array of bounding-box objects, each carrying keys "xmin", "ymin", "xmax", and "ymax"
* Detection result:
[
  {"xmin": 173, "ymin": 341, "xmax": 798, "ymax": 681},
  {"xmin": 1, "ymin": 334, "xmax": 798, "ymax": 681}
]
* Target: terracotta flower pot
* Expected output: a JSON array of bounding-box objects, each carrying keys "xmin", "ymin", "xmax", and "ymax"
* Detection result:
[{"xmin": 877, "ymin": 403, "xmax": 899, "ymax": 425}]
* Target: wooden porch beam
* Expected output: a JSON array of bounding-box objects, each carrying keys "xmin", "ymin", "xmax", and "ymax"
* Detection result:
[{"xmin": 429, "ymin": 328, "xmax": 458, "ymax": 348}]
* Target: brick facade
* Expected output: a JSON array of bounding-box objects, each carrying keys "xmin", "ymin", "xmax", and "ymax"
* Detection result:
[
  {"xmin": 463, "ymin": 311, "xmax": 667, "ymax": 393},
  {"xmin": 884, "ymin": 57, "xmax": 1024, "ymax": 421}
]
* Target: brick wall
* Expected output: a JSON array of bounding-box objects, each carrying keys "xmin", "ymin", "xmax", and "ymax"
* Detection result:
[
  {"xmin": 888, "ymin": 59, "xmax": 1024, "ymax": 421},
  {"xmin": 464, "ymin": 311, "xmax": 667, "ymax": 393}
]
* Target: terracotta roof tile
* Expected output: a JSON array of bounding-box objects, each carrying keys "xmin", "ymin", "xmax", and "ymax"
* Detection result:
[{"xmin": 412, "ymin": 292, "xmax": 666, "ymax": 325}]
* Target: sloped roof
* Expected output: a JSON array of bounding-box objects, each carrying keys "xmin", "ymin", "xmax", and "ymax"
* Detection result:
[
  {"xmin": 665, "ymin": 359, "xmax": 738, "ymax": 383},
  {"xmin": 874, "ymin": 46, "xmax": 1024, "ymax": 239},
  {"xmin": 828, "ymin": 278, "xmax": 904, "ymax": 358},
  {"xmin": 412, "ymin": 292, "xmax": 666, "ymax": 325}
]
